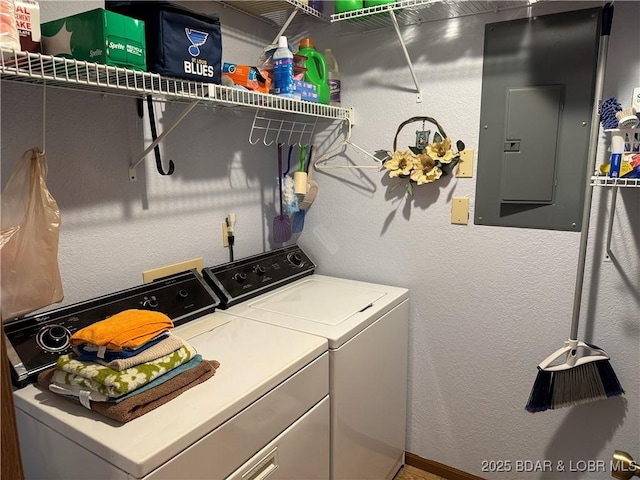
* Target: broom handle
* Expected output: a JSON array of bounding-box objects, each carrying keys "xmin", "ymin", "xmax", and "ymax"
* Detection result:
[{"xmin": 569, "ymin": 3, "xmax": 614, "ymax": 340}]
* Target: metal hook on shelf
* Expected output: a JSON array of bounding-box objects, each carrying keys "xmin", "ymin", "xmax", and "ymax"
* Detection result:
[
  {"xmin": 129, "ymin": 97, "xmax": 199, "ymax": 181},
  {"xmin": 296, "ymin": 122, "xmax": 308, "ymax": 148},
  {"xmin": 269, "ymin": 120, "xmax": 284, "ymax": 145},
  {"xmin": 263, "ymin": 119, "xmax": 276, "ymax": 146},
  {"xmin": 146, "ymin": 95, "xmax": 175, "ymax": 176},
  {"xmin": 248, "ymin": 111, "xmax": 263, "ymax": 145}
]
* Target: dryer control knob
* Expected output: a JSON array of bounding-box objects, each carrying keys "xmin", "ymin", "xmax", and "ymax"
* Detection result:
[
  {"xmin": 253, "ymin": 265, "xmax": 266, "ymax": 275},
  {"xmin": 233, "ymin": 272, "xmax": 248, "ymax": 283},
  {"xmin": 142, "ymin": 296, "xmax": 159, "ymax": 308},
  {"xmin": 287, "ymin": 252, "xmax": 305, "ymax": 267},
  {"xmin": 177, "ymin": 289, "xmax": 189, "ymax": 299},
  {"xmin": 36, "ymin": 325, "xmax": 71, "ymax": 352}
]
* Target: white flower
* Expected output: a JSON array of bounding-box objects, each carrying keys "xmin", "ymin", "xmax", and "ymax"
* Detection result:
[
  {"xmin": 427, "ymin": 137, "xmax": 454, "ymax": 164},
  {"xmin": 384, "ymin": 150, "xmax": 414, "ymax": 178},
  {"xmin": 410, "ymin": 153, "xmax": 442, "ymax": 185},
  {"xmin": 118, "ymin": 369, "xmax": 148, "ymax": 390}
]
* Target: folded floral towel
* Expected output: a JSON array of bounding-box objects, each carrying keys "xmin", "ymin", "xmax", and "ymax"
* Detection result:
[
  {"xmin": 53, "ymin": 343, "xmax": 195, "ymax": 398},
  {"xmin": 49, "ymin": 355, "xmax": 204, "ymax": 404},
  {"xmin": 70, "ymin": 309, "xmax": 174, "ymax": 351},
  {"xmin": 38, "ymin": 359, "xmax": 220, "ymax": 423},
  {"xmin": 75, "ymin": 334, "xmax": 185, "ymax": 371}
]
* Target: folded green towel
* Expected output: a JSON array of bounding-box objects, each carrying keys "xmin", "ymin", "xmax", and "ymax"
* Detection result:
[{"xmin": 53, "ymin": 343, "xmax": 195, "ymax": 398}]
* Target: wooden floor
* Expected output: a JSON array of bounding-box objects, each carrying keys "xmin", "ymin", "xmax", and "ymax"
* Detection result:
[{"xmin": 394, "ymin": 465, "xmax": 447, "ymax": 480}]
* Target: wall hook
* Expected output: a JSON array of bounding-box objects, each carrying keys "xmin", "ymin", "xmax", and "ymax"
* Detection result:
[{"xmin": 147, "ymin": 95, "xmax": 175, "ymax": 176}]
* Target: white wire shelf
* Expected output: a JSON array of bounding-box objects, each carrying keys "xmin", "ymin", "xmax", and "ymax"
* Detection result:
[
  {"xmin": 330, "ymin": 0, "xmax": 539, "ymax": 31},
  {"xmin": 0, "ymin": 49, "xmax": 352, "ymax": 122},
  {"xmin": 590, "ymin": 176, "xmax": 640, "ymax": 188},
  {"xmin": 218, "ymin": 0, "xmax": 329, "ymax": 27},
  {"xmin": 219, "ymin": 0, "xmax": 537, "ymax": 32}
]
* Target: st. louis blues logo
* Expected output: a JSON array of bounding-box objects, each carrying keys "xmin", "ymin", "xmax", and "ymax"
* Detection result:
[{"xmin": 185, "ymin": 28, "xmax": 209, "ymax": 57}]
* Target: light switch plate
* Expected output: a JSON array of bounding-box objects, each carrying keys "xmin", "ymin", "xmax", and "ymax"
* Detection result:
[
  {"xmin": 142, "ymin": 258, "xmax": 204, "ymax": 283},
  {"xmin": 456, "ymin": 149, "xmax": 474, "ymax": 178},
  {"xmin": 451, "ymin": 197, "xmax": 469, "ymax": 225}
]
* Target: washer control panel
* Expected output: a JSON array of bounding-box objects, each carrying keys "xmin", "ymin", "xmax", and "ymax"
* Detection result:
[
  {"xmin": 4, "ymin": 269, "xmax": 220, "ymax": 387},
  {"xmin": 203, "ymin": 245, "xmax": 316, "ymax": 308}
]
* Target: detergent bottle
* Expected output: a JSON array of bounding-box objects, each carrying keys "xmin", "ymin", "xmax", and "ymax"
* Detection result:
[{"xmin": 297, "ymin": 37, "xmax": 329, "ymax": 105}]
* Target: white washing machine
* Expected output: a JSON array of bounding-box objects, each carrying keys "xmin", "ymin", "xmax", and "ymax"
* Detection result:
[
  {"xmin": 5, "ymin": 270, "xmax": 330, "ymax": 479},
  {"xmin": 203, "ymin": 245, "xmax": 409, "ymax": 480}
]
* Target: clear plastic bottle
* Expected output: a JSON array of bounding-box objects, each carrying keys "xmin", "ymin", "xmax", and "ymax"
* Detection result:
[
  {"xmin": 273, "ymin": 35, "xmax": 294, "ymax": 98},
  {"xmin": 324, "ymin": 49, "xmax": 341, "ymax": 107},
  {"xmin": 0, "ymin": 0, "xmax": 21, "ymax": 53}
]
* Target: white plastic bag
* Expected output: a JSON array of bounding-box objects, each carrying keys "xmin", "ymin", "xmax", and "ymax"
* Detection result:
[{"xmin": 1, "ymin": 148, "xmax": 63, "ymax": 321}]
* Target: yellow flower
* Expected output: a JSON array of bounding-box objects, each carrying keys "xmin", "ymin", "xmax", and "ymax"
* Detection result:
[
  {"xmin": 411, "ymin": 153, "xmax": 442, "ymax": 185},
  {"xmin": 427, "ymin": 137, "xmax": 454, "ymax": 164},
  {"xmin": 384, "ymin": 150, "xmax": 414, "ymax": 178}
]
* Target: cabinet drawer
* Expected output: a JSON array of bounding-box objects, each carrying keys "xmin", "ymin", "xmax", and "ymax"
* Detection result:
[{"xmin": 227, "ymin": 396, "xmax": 329, "ymax": 480}]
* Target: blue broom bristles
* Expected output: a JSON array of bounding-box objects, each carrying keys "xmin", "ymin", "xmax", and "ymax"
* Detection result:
[
  {"xmin": 526, "ymin": 360, "xmax": 624, "ymax": 413},
  {"xmin": 600, "ymin": 97, "xmax": 622, "ymax": 129},
  {"xmin": 525, "ymin": 368, "xmax": 554, "ymax": 413}
]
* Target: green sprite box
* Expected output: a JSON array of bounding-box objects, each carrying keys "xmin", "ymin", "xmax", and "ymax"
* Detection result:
[{"xmin": 41, "ymin": 8, "xmax": 146, "ymax": 71}]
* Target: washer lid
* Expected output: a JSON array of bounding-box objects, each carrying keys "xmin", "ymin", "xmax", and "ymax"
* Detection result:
[{"xmin": 248, "ymin": 277, "xmax": 386, "ymax": 325}]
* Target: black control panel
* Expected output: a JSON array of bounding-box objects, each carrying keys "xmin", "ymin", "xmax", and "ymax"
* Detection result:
[
  {"xmin": 203, "ymin": 245, "xmax": 316, "ymax": 309},
  {"xmin": 4, "ymin": 269, "xmax": 220, "ymax": 388}
]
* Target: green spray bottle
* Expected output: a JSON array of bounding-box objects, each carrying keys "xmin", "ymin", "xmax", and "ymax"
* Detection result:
[{"xmin": 297, "ymin": 38, "xmax": 330, "ymax": 105}]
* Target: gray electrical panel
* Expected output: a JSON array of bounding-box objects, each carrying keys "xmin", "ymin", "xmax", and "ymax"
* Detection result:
[{"xmin": 475, "ymin": 8, "xmax": 602, "ymax": 231}]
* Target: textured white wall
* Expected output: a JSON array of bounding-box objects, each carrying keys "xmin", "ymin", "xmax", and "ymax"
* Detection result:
[
  {"xmin": 301, "ymin": 2, "xmax": 639, "ymax": 479},
  {"xmin": 1, "ymin": 1, "xmax": 638, "ymax": 479}
]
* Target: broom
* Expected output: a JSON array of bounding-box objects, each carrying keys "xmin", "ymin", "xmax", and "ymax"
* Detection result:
[{"xmin": 525, "ymin": 3, "xmax": 624, "ymax": 413}]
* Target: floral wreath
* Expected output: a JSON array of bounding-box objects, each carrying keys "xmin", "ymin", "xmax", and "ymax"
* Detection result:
[{"xmin": 383, "ymin": 116, "xmax": 466, "ymax": 196}]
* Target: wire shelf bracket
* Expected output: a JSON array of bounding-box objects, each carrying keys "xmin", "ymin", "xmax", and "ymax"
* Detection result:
[
  {"xmin": 388, "ymin": 8, "xmax": 422, "ymax": 103},
  {"xmin": 129, "ymin": 99, "xmax": 201, "ymax": 181}
]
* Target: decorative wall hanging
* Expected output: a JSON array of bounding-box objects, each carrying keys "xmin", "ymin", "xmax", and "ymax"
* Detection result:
[{"xmin": 383, "ymin": 116, "xmax": 466, "ymax": 196}]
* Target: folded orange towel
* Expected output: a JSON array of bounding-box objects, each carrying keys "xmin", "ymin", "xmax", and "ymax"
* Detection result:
[{"xmin": 70, "ymin": 309, "xmax": 174, "ymax": 350}]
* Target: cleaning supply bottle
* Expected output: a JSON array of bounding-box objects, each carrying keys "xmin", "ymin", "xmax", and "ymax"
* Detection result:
[
  {"xmin": 297, "ymin": 37, "xmax": 329, "ymax": 105},
  {"xmin": 334, "ymin": 0, "xmax": 363, "ymax": 14},
  {"xmin": 324, "ymin": 49, "xmax": 341, "ymax": 107},
  {"xmin": 273, "ymin": 35, "xmax": 294, "ymax": 98}
]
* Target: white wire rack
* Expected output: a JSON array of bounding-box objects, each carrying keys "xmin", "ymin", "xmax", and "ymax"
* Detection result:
[
  {"xmin": 219, "ymin": 0, "xmax": 539, "ymax": 31},
  {"xmin": 0, "ymin": 49, "xmax": 351, "ymax": 121},
  {"xmin": 590, "ymin": 177, "xmax": 640, "ymax": 187},
  {"xmin": 219, "ymin": 0, "xmax": 329, "ymax": 26},
  {"xmin": 249, "ymin": 109, "xmax": 318, "ymax": 146},
  {"xmin": 330, "ymin": 0, "xmax": 538, "ymax": 30},
  {"xmin": 0, "ymin": 49, "xmax": 208, "ymax": 99}
]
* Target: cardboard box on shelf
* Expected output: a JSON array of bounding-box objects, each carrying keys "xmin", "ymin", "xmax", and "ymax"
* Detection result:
[
  {"xmin": 222, "ymin": 63, "xmax": 271, "ymax": 94},
  {"xmin": 15, "ymin": 0, "xmax": 41, "ymax": 53},
  {"xmin": 41, "ymin": 8, "xmax": 146, "ymax": 71}
]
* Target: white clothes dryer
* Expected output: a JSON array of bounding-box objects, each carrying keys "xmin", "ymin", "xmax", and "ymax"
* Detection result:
[
  {"xmin": 6, "ymin": 270, "xmax": 330, "ymax": 480},
  {"xmin": 204, "ymin": 245, "xmax": 409, "ymax": 480}
]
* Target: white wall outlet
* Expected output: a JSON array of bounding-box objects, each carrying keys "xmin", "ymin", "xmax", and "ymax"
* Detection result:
[{"xmin": 142, "ymin": 258, "xmax": 204, "ymax": 283}]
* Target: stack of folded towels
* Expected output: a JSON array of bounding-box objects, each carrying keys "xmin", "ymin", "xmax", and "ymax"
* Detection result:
[{"xmin": 37, "ymin": 309, "xmax": 220, "ymax": 423}]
